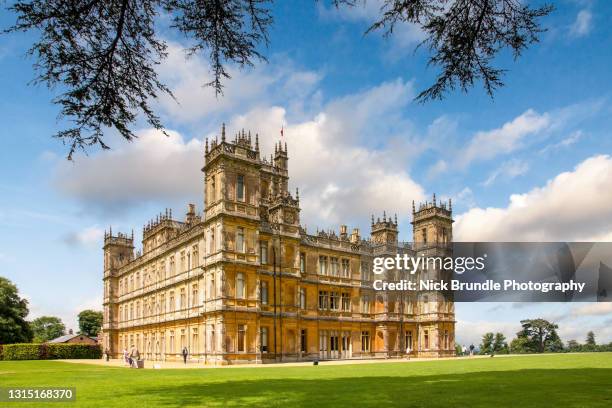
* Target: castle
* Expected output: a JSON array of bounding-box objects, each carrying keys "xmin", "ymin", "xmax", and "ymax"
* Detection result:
[{"xmin": 101, "ymin": 125, "xmax": 455, "ymax": 364}]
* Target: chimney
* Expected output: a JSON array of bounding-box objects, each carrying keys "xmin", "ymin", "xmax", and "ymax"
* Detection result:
[
  {"xmin": 340, "ymin": 225, "xmax": 348, "ymax": 239},
  {"xmin": 350, "ymin": 228, "xmax": 360, "ymax": 243},
  {"xmin": 186, "ymin": 203, "xmax": 196, "ymax": 224}
]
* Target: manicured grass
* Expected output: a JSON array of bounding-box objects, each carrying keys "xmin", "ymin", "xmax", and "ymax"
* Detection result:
[{"xmin": 1, "ymin": 353, "xmax": 611, "ymax": 407}]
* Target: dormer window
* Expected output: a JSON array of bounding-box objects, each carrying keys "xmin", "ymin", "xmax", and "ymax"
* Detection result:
[{"xmin": 237, "ymin": 174, "xmax": 245, "ymax": 201}]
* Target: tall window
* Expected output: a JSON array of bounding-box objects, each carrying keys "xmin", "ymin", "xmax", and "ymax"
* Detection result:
[
  {"xmin": 192, "ymin": 284, "xmax": 198, "ymax": 307},
  {"xmin": 405, "ymin": 331, "xmax": 413, "ymax": 351},
  {"xmin": 210, "ymin": 175, "xmax": 216, "ymax": 202},
  {"xmin": 180, "ymin": 251, "xmax": 186, "ymax": 272},
  {"xmin": 341, "ymin": 293, "xmax": 350, "ymax": 311},
  {"xmin": 192, "ymin": 245, "xmax": 199, "ymax": 267},
  {"xmin": 192, "ymin": 329, "xmax": 198, "ymax": 354},
  {"xmin": 330, "ymin": 258, "xmax": 339, "ymax": 276},
  {"xmin": 261, "ymin": 327, "xmax": 268, "ymax": 352},
  {"xmin": 319, "ymin": 256, "xmax": 327, "ymax": 275},
  {"xmin": 361, "ymin": 295, "xmax": 371, "ymax": 314},
  {"xmin": 424, "ymin": 330, "xmax": 430, "ymax": 349},
  {"xmin": 318, "ymin": 291, "xmax": 328, "ymax": 310},
  {"xmin": 236, "ymin": 175, "xmax": 245, "ymax": 201},
  {"xmin": 170, "ymin": 331, "xmax": 175, "ymax": 353},
  {"xmin": 169, "ymin": 256, "xmax": 175, "ymax": 276},
  {"xmin": 444, "ymin": 330, "xmax": 449, "ymax": 350},
  {"xmin": 169, "ymin": 291, "xmax": 175, "ymax": 311},
  {"xmin": 236, "ymin": 227, "xmax": 245, "ymax": 253},
  {"xmin": 260, "ymin": 241, "xmax": 268, "ymax": 264},
  {"xmin": 300, "ymin": 252, "xmax": 306, "ymax": 273},
  {"xmin": 236, "ymin": 272, "xmax": 245, "ymax": 299},
  {"xmin": 260, "ymin": 281, "xmax": 269, "ymax": 305},
  {"xmin": 423, "ymin": 295, "xmax": 429, "ymax": 314},
  {"xmin": 301, "ymin": 329, "xmax": 307, "ymax": 352},
  {"xmin": 160, "ymin": 294, "xmax": 166, "ymax": 313},
  {"xmin": 237, "ymin": 324, "xmax": 246, "ymax": 352},
  {"xmin": 209, "ymin": 229, "xmax": 215, "ymax": 253},
  {"xmin": 299, "ymin": 288, "xmax": 306, "ymax": 309},
  {"xmin": 361, "ymin": 331, "xmax": 370, "ymax": 352},
  {"xmin": 208, "ymin": 274, "xmax": 216, "ymax": 300},
  {"xmin": 180, "ymin": 288, "xmax": 186, "ymax": 309},
  {"xmin": 330, "ymin": 292, "xmax": 339, "ymax": 310},
  {"xmin": 341, "ymin": 259, "xmax": 350, "ymax": 277}
]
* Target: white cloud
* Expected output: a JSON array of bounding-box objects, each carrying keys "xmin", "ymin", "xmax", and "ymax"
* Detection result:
[
  {"xmin": 570, "ymin": 9, "xmax": 593, "ymax": 37},
  {"xmin": 455, "ymin": 155, "xmax": 612, "ymax": 241},
  {"xmin": 458, "ymin": 109, "xmax": 550, "ymax": 168},
  {"xmin": 570, "ymin": 303, "xmax": 612, "ymax": 317},
  {"xmin": 540, "ymin": 130, "xmax": 583, "ymax": 154},
  {"xmin": 482, "ymin": 159, "xmax": 529, "ymax": 187},
  {"xmin": 54, "ymin": 129, "xmax": 203, "ymax": 211},
  {"xmin": 63, "ymin": 226, "xmax": 105, "ymax": 249}
]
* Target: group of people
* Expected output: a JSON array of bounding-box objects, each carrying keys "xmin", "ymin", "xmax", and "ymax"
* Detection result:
[
  {"xmin": 122, "ymin": 345, "xmax": 141, "ymax": 368},
  {"xmin": 120, "ymin": 346, "xmax": 190, "ymax": 367}
]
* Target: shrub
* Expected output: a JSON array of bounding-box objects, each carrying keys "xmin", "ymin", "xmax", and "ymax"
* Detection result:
[
  {"xmin": 2, "ymin": 343, "xmax": 102, "ymax": 360},
  {"xmin": 2, "ymin": 343, "xmax": 41, "ymax": 360}
]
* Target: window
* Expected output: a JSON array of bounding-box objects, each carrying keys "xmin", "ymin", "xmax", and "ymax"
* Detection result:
[
  {"xmin": 361, "ymin": 295, "xmax": 371, "ymax": 314},
  {"xmin": 260, "ymin": 241, "xmax": 268, "ymax": 264},
  {"xmin": 423, "ymin": 295, "xmax": 429, "ymax": 314},
  {"xmin": 236, "ymin": 227, "xmax": 245, "ymax": 253},
  {"xmin": 169, "ymin": 256, "xmax": 175, "ymax": 276},
  {"xmin": 236, "ymin": 272, "xmax": 245, "ymax": 299},
  {"xmin": 238, "ymin": 324, "xmax": 246, "ymax": 352},
  {"xmin": 330, "ymin": 335, "xmax": 339, "ymax": 352},
  {"xmin": 169, "ymin": 291, "xmax": 175, "ymax": 312},
  {"xmin": 341, "ymin": 259, "xmax": 350, "ymax": 277},
  {"xmin": 405, "ymin": 331, "xmax": 413, "ymax": 351},
  {"xmin": 361, "ymin": 331, "xmax": 370, "ymax": 352},
  {"xmin": 237, "ymin": 175, "xmax": 245, "ymax": 201},
  {"xmin": 180, "ymin": 329, "xmax": 186, "ymax": 349},
  {"xmin": 180, "ymin": 251, "xmax": 186, "ymax": 272},
  {"xmin": 208, "ymin": 325, "xmax": 216, "ymax": 352},
  {"xmin": 170, "ymin": 331, "xmax": 175, "ymax": 353},
  {"xmin": 341, "ymin": 293, "xmax": 350, "ymax": 311},
  {"xmin": 422, "ymin": 228, "xmax": 427, "ymax": 244},
  {"xmin": 318, "ymin": 291, "xmax": 328, "ymax": 310},
  {"xmin": 319, "ymin": 256, "xmax": 327, "ymax": 275},
  {"xmin": 208, "ymin": 274, "xmax": 216, "ymax": 300},
  {"xmin": 299, "ymin": 288, "xmax": 306, "ymax": 309},
  {"xmin": 444, "ymin": 330, "xmax": 449, "ymax": 350},
  {"xmin": 192, "ymin": 329, "xmax": 198, "ymax": 354},
  {"xmin": 330, "ymin": 258, "xmax": 339, "ymax": 276},
  {"xmin": 192, "ymin": 284, "xmax": 198, "ymax": 307},
  {"xmin": 261, "ymin": 327, "xmax": 269, "ymax": 352},
  {"xmin": 424, "ymin": 330, "xmax": 430, "ymax": 349},
  {"xmin": 260, "ymin": 281, "xmax": 268, "ymax": 305},
  {"xmin": 210, "ymin": 175, "xmax": 216, "ymax": 202},
  {"xmin": 180, "ymin": 288, "xmax": 186, "ymax": 309},
  {"xmin": 209, "ymin": 229, "xmax": 215, "ymax": 253},
  {"xmin": 330, "ymin": 292, "xmax": 339, "ymax": 310},
  {"xmin": 192, "ymin": 245, "xmax": 199, "ymax": 267},
  {"xmin": 300, "ymin": 252, "xmax": 306, "ymax": 273},
  {"xmin": 160, "ymin": 294, "xmax": 165, "ymax": 313},
  {"xmin": 301, "ymin": 329, "xmax": 307, "ymax": 352}
]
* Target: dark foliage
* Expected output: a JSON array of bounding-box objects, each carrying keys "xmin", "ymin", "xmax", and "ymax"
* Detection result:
[
  {"xmin": 5, "ymin": 1, "xmax": 551, "ymax": 157},
  {"xmin": 0, "ymin": 276, "xmax": 33, "ymax": 344}
]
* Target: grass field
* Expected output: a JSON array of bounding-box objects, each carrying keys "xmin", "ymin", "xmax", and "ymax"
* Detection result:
[{"xmin": 1, "ymin": 353, "xmax": 611, "ymax": 407}]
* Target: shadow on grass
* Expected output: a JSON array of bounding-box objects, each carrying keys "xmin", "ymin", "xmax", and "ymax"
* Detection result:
[{"xmin": 137, "ymin": 368, "xmax": 612, "ymax": 407}]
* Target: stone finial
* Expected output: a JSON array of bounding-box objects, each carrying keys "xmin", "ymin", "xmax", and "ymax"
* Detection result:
[
  {"xmin": 433, "ymin": 193, "xmax": 436, "ymax": 206},
  {"xmin": 221, "ymin": 123, "xmax": 226, "ymax": 142},
  {"xmin": 371, "ymin": 214, "xmax": 375, "ymax": 225},
  {"xmin": 383, "ymin": 211, "xmax": 386, "ymax": 222},
  {"xmin": 449, "ymin": 198, "xmax": 452, "ymax": 212},
  {"xmin": 284, "ymin": 142, "xmax": 287, "ymax": 154},
  {"xmin": 412, "ymin": 200, "xmax": 416, "ymax": 214},
  {"xmin": 394, "ymin": 213, "xmax": 398, "ymax": 225},
  {"xmin": 296, "ymin": 187, "xmax": 299, "ymax": 201},
  {"xmin": 255, "ymin": 133, "xmax": 259, "ymax": 151}
]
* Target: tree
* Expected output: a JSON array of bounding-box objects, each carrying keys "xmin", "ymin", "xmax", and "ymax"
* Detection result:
[
  {"xmin": 585, "ymin": 331, "xmax": 596, "ymax": 346},
  {"xmin": 0, "ymin": 276, "xmax": 33, "ymax": 344},
  {"xmin": 5, "ymin": 0, "xmax": 553, "ymax": 158},
  {"xmin": 510, "ymin": 336, "xmax": 531, "ymax": 354},
  {"xmin": 30, "ymin": 316, "xmax": 66, "ymax": 343},
  {"xmin": 493, "ymin": 332, "xmax": 507, "ymax": 353},
  {"xmin": 566, "ymin": 339, "xmax": 580, "ymax": 351},
  {"xmin": 480, "ymin": 332, "xmax": 495, "ymax": 354},
  {"xmin": 516, "ymin": 318, "xmax": 561, "ymax": 353},
  {"xmin": 77, "ymin": 310, "xmax": 103, "ymax": 337}
]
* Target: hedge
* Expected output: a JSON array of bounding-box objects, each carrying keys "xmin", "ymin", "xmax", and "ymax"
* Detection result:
[{"xmin": 2, "ymin": 343, "xmax": 102, "ymax": 360}]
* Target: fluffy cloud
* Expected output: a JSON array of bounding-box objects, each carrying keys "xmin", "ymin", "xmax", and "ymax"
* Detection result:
[
  {"xmin": 570, "ymin": 303, "xmax": 612, "ymax": 318},
  {"xmin": 458, "ymin": 109, "xmax": 550, "ymax": 168},
  {"xmin": 454, "ymin": 155, "xmax": 612, "ymax": 241},
  {"xmin": 570, "ymin": 9, "xmax": 593, "ymax": 37},
  {"xmin": 63, "ymin": 226, "xmax": 105, "ymax": 249},
  {"xmin": 54, "ymin": 129, "xmax": 203, "ymax": 211}
]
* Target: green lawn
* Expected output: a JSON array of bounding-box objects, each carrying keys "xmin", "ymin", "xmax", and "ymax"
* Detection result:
[{"xmin": 1, "ymin": 353, "xmax": 611, "ymax": 407}]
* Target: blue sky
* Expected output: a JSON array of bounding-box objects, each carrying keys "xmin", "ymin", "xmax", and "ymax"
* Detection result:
[{"xmin": 1, "ymin": 1, "xmax": 611, "ymax": 346}]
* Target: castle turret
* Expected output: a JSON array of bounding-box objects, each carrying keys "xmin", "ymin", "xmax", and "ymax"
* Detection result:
[
  {"xmin": 371, "ymin": 211, "xmax": 399, "ymax": 245},
  {"xmin": 411, "ymin": 193, "xmax": 453, "ymax": 249}
]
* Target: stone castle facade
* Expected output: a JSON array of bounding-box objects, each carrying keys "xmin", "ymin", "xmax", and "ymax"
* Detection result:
[{"xmin": 101, "ymin": 125, "xmax": 455, "ymax": 364}]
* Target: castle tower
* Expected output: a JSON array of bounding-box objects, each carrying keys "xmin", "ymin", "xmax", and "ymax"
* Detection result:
[
  {"xmin": 370, "ymin": 211, "xmax": 398, "ymax": 245},
  {"xmin": 411, "ymin": 194, "xmax": 455, "ymax": 357},
  {"xmin": 411, "ymin": 194, "xmax": 453, "ymax": 249},
  {"xmin": 102, "ymin": 229, "xmax": 134, "ymax": 356}
]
